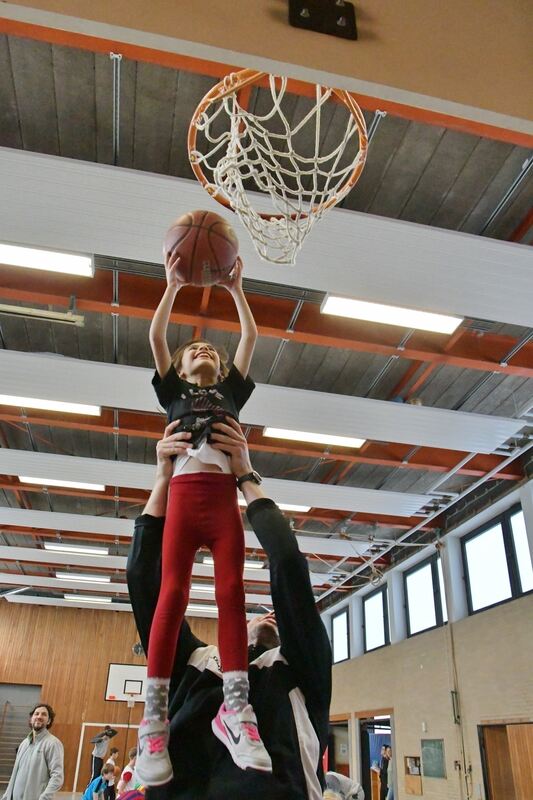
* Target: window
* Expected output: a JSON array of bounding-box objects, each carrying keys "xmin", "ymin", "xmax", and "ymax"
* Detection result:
[
  {"xmin": 510, "ymin": 510, "xmax": 533, "ymax": 593},
  {"xmin": 462, "ymin": 505, "xmax": 532, "ymax": 614},
  {"xmin": 363, "ymin": 586, "xmax": 390, "ymax": 652},
  {"xmin": 404, "ymin": 555, "xmax": 446, "ymax": 636},
  {"xmin": 463, "ymin": 523, "xmax": 512, "ymax": 611},
  {"xmin": 332, "ymin": 607, "xmax": 350, "ymax": 663}
]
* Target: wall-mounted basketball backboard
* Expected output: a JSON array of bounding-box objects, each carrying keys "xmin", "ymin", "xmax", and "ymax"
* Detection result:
[{"xmin": 105, "ymin": 663, "xmax": 147, "ymax": 702}]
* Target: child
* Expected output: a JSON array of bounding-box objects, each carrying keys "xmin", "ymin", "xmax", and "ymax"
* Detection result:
[
  {"xmin": 104, "ymin": 747, "xmax": 119, "ymax": 800},
  {"xmin": 83, "ymin": 765, "xmax": 115, "ymax": 800},
  {"xmin": 116, "ymin": 748, "xmax": 137, "ymax": 796},
  {"xmin": 135, "ymin": 249, "xmax": 271, "ymax": 786}
]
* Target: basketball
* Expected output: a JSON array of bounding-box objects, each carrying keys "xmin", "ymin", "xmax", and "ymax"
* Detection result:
[{"xmin": 164, "ymin": 210, "xmax": 239, "ymax": 286}]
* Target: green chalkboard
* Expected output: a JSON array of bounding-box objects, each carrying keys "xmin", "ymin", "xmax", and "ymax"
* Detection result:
[{"xmin": 421, "ymin": 739, "xmax": 446, "ymax": 778}]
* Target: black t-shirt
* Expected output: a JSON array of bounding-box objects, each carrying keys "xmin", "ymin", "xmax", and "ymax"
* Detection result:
[{"xmin": 152, "ymin": 364, "xmax": 255, "ymax": 441}]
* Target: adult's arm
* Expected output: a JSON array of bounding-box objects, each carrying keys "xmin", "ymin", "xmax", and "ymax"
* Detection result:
[
  {"xmin": 246, "ymin": 498, "xmax": 332, "ymax": 712},
  {"xmin": 39, "ymin": 738, "xmax": 64, "ymax": 800},
  {"xmin": 211, "ymin": 419, "xmax": 332, "ymax": 715}
]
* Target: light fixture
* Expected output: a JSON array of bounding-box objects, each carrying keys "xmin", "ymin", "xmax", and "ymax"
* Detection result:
[
  {"xmin": 2, "ymin": 586, "xmax": 30, "ymax": 597},
  {"xmin": 321, "ymin": 295, "xmax": 462, "ymax": 335},
  {"xmin": 0, "ymin": 395, "xmax": 101, "ymax": 416},
  {"xmin": 56, "ymin": 572, "xmax": 111, "ymax": 583},
  {"xmin": 237, "ymin": 497, "xmax": 310, "ymax": 513},
  {"xmin": 0, "ymin": 243, "xmax": 94, "ymax": 277},
  {"xmin": 191, "ymin": 583, "xmax": 215, "ymax": 593},
  {"xmin": 44, "ymin": 542, "xmax": 109, "ymax": 556},
  {"xmin": 64, "ymin": 594, "xmax": 112, "ymax": 604},
  {"xmin": 186, "ymin": 603, "xmax": 218, "ymax": 614},
  {"xmin": 19, "ymin": 476, "xmax": 105, "ymax": 492},
  {"xmin": 0, "ymin": 303, "xmax": 85, "ymax": 327},
  {"xmin": 203, "ymin": 556, "xmax": 264, "ymax": 570},
  {"xmin": 263, "ymin": 427, "xmax": 365, "ymax": 449}
]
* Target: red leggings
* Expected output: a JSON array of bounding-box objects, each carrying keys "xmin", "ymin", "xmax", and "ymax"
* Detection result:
[{"xmin": 147, "ymin": 472, "xmax": 247, "ymax": 677}]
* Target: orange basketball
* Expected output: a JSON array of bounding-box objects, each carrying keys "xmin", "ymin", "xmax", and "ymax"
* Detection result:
[{"xmin": 164, "ymin": 210, "xmax": 239, "ymax": 286}]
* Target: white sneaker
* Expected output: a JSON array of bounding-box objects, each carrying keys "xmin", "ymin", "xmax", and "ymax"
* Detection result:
[
  {"xmin": 212, "ymin": 703, "xmax": 272, "ymax": 772},
  {"xmin": 135, "ymin": 719, "xmax": 172, "ymax": 787}
]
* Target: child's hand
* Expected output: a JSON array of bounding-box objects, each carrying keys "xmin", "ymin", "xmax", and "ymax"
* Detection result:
[
  {"xmin": 219, "ymin": 256, "xmax": 243, "ymax": 293},
  {"xmin": 164, "ymin": 249, "xmax": 188, "ymax": 289}
]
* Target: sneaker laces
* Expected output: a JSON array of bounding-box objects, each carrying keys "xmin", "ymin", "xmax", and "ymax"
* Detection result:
[{"xmin": 146, "ymin": 734, "xmax": 166, "ymax": 755}]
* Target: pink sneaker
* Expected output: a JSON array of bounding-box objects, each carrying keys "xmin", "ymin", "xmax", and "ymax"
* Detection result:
[
  {"xmin": 212, "ymin": 703, "xmax": 272, "ymax": 772},
  {"xmin": 135, "ymin": 719, "xmax": 172, "ymax": 787}
]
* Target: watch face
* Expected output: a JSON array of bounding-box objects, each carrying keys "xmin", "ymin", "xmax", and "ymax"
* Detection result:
[{"xmin": 251, "ymin": 470, "xmax": 262, "ymax": 484}]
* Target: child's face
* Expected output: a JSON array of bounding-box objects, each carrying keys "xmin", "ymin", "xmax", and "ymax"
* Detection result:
[{"xmin": 179, "ymin": 341, "xmax": 221, "ymax": 381}]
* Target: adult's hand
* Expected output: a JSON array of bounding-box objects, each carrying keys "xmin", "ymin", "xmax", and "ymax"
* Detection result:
[
  {"xmin": 155, "ymin": 419, "xmax": 191, "ymax": 481},
  {"xmin": 210, "ymin": 416, "xmax": 253, "ymax": 477}
]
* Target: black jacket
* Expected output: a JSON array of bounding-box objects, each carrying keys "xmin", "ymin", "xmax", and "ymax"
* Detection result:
[{"xmin": 127, "ymin": 498, "xmax": 332, "ymax": 800}]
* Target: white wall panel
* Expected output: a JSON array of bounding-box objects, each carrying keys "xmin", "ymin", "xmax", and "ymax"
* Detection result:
[
  {"xmin": 0, "ymin": 448, "xmax": 428, "ymax": 516},
  {"xmin": 0, "ymin": 351, "xmax": 524, "ymax": 453},
  {"xmin": 0, "ymin": 507, "xmax": 380, "ymax": 558},
  {"xmin": 1, "ymin": 148, "xmax": 532, "ymax": 325}
]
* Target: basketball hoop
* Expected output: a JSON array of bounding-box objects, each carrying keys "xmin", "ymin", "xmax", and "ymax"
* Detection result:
[
  {"xmin": 125, "ymin": 693, "xmax": 136, "ymax": 709},
  {"xmin": 188, "ymin": 70, "xmax": 368, "ymax": 264}
]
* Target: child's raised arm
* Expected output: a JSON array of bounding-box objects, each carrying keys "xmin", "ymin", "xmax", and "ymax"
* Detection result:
[
  {"xmin": 220, "ymin": 257, "xmax": 257, "ymax": 378},
  {"xmin": 149, "ymin": 250, "xmax": 186, "ymax": 377}
]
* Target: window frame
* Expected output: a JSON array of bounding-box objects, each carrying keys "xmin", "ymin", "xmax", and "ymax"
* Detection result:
[
  {"xmin": 403, "ymin": 553, "xmax": 446, "ymax": 637},
  {"xmin": 362, "ymin": 585, "xmax": 390, "ymax": 653},
  {"xmin": 331, "ymin": 606, "xmax": 350, "ymax": 664},
  {"xmin": 461, "ymin": 504, "xmax": 530, "ymax": 616}
]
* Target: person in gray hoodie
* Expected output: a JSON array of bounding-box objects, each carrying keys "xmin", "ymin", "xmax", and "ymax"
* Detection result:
[{"xmin": 1, "ymin": 704, "xmax": 63, "ymax": 800}]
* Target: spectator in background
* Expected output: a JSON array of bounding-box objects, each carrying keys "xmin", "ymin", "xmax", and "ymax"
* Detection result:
[
  {"xmin": 386, "ymin": 748, "xmax": 394, "ymax": 800},
  {"xmin": 83, "ymin": 764, "xmax": 116, "ymax": 800},
  {"xmin": 117, "ymin": 748, "xmax": 137, "ymax": 797},
  {"xmin": 1, "ymin": 704, "xmax": 64, "ymax": 800},
  {"xmin": 105, "ymin": 747, "xmax": 119, "ymax": 800},
  {"xmin": 89, "ymin": 726, "xmax": 117, "ymax": 783},
  {"xmin": 379, "ymin": 746, "xmax": 390, "ymax": 800}
]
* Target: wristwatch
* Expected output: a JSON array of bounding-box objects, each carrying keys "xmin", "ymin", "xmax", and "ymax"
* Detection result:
[{"xmin": 236, "ymin": 470, "xmax": 262, "ymax": 490}]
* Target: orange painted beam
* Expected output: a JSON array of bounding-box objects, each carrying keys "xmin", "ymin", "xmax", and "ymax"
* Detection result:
[
  {"xmin": 0, "ymin": 17, "xmax": 531, "ymax": 148},
  {"xmin": 1, "ymin": 269, "xmax": 532, "ymax": 377},
  {"xmin": 509, "ymin": 207, "xmax": 533, "ymax": 243}
]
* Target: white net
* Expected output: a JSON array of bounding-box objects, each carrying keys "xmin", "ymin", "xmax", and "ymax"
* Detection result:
[{"xmin": 190, "ymin": 73, "xmax": 368, "ymax": 264}]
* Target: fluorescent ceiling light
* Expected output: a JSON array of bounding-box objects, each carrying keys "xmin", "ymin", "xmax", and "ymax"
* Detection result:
[
  {"xmin": 187, "ymin": 604, "xmax": 218, "ymax": 614},
  {"xmin": 44, "ymin": 542, "xmax": 109, "ymax": 557},
  {"xmin": 0, "ymin": 243, "xmax": 94, "ymax": 277},
  {"xmin": 321, "ymin": 295, "xmax": 462, "ymax": 335},
  {"xmin": 237, "ymin": 498, "xmax": 311, "ymax": 513},
  {"xmin": 56, "ymin": 572, "xmax": 111, "ymax": 583},
  {"xmin": 264, "ymin": 427, "xmax": 365, "ymax": 449},
  {"xmin": 203, "ymin": 556, "xmax": 264, "ymax": 570},
  {"xmin": 19, "ymin": 476, "xmax": 105, "ymax": 492},
  {"xmin": 64, "ymin": 593, "xmax": 112, "ymax": 604},
  {"xmin": 191, "ymin": 583, "xmax": 215, "ymax": 593},
  {"xmin": 0, "ymin": 395, "xmax": 101, "ymax": 416}
]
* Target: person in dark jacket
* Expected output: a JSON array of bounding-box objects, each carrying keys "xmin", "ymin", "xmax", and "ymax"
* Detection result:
[{"xmin": 127, "ymin": 417, "xmax": 332, "ymax": 800}]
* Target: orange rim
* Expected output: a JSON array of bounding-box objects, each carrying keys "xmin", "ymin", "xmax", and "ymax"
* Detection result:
[{"xmin": 188, "ymin": 69, "xmax": 368, "ymax": 219}]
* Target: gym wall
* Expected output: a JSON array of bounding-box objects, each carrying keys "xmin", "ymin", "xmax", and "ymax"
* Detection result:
[
  {"xmin": 330, "ymin": 592, "xmax": 533, "ymax": 800},
  {"xmin": 0, "ymin": 602, "xmax": 218, "ymax": 790},
  {"xmin": 5, "ymin": 0, "xmax": 532, "ymax": 119}
]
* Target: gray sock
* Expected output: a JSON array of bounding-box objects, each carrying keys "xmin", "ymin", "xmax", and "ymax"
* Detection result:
[
  {"xmin": 223, "ymin": 671, "xmax": 249, "ymax": 713},
  {"xmin": 144, "ymin": 677, "xmax": 170, "ymax": 722}
]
